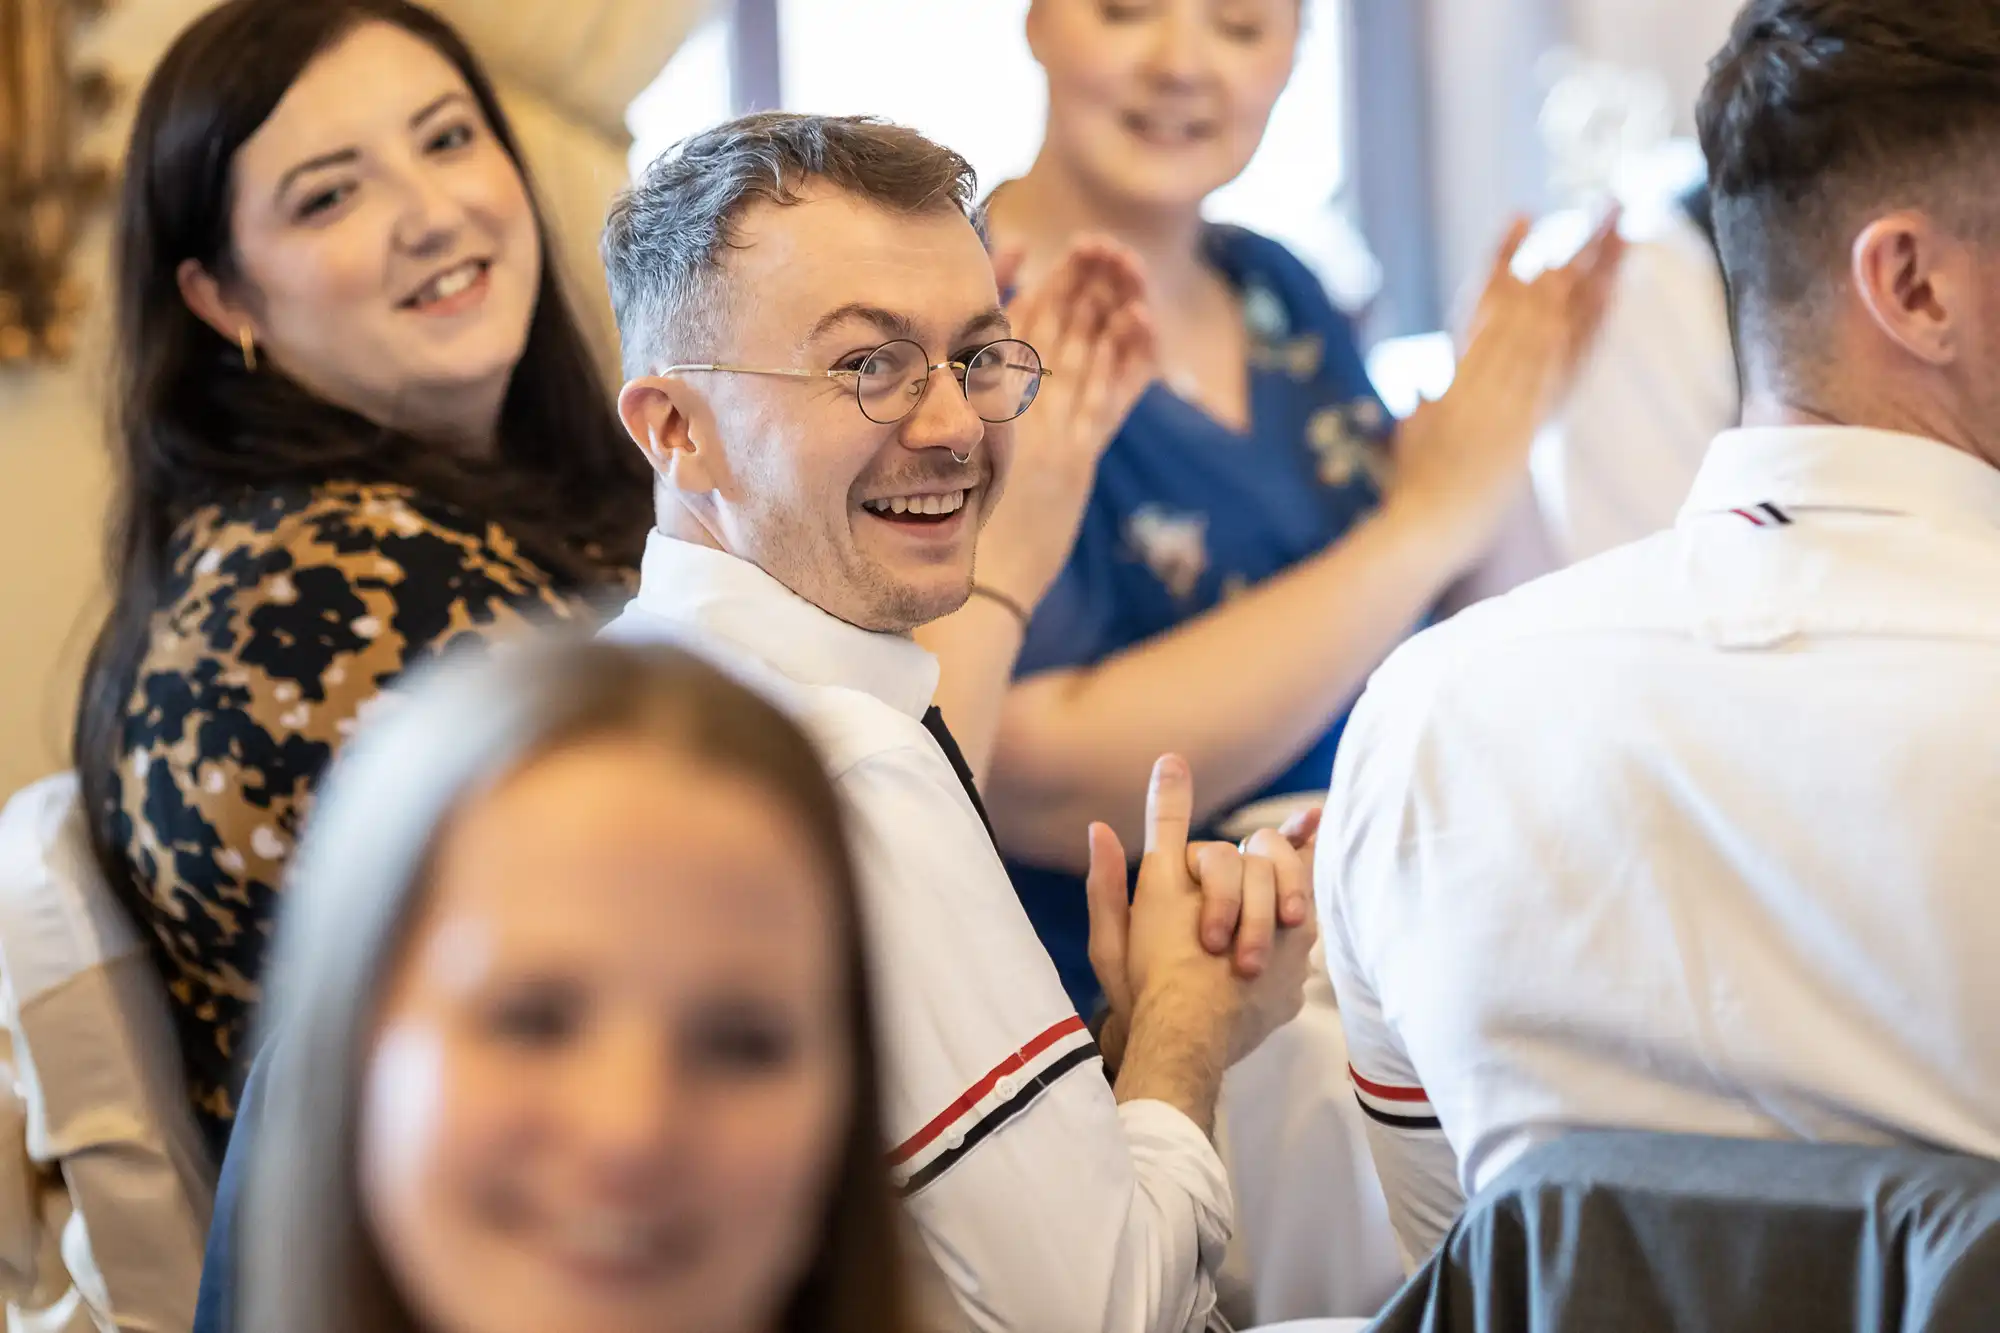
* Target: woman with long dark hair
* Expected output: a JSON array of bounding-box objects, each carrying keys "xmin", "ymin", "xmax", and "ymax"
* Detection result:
[
  {"xmin": 72, "ymin": 0, "xmax": 653, "ymax": 1155},
  {"xmin": 240, "ymin": 637, "xmax": 915, "ymax": 1333}
]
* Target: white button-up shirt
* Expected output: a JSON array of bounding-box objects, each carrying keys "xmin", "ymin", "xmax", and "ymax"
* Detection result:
[
  {"xmin": 604, "ymin": 534, "xmax": 1231, "ymax": 1333},
  {"xmin": 1319, "ymin": 426, "xmax": 2000, "ymax": 1267}
]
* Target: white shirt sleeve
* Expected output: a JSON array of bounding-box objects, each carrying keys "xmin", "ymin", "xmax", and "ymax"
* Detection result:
[
  {"xmin": 1317, "ymin": 670, "xmax": 1466, "ymax": 1271},
  {"xmin": 839, "ymin": 751, "xmax": 1233, "ymax": 1333}
]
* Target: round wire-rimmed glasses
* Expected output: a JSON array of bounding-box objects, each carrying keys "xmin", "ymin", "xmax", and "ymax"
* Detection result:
[{"xmin": 660, "ymin": 338, "xmax": 1051, "ymax": 425}]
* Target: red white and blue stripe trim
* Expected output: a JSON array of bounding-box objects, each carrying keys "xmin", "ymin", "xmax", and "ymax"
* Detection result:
[
  {"xmin": 1731, "ymin": 502, "xmax": 1794, "ymax": 527},
  {"xmin": 1350, "ymin": 1064, "xmax": 1443, "ymax": 1131},
  {"xmin": 890, "ymin": 1015, "xmax": 1101, "ymax": 1196}
]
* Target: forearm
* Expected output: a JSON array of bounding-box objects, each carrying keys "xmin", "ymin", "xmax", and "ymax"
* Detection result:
[
  {"xmin": 912, "ymin": 592, "xmax": 1027, "ymax": 787},
  {"xmin": 1113, "ymin": 987, "xmax": 1231, "ymax": 1138},
  {"xmin": 992, "ymin": 502, "xmax": 1466, "ymax": 866}
]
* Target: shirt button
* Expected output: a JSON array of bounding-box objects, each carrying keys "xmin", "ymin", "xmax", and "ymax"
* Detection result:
[
  {"xmin": 995, "ymin": 1075, "xmax": 1018, "ymax": 1099},
  {"xmin": 946, "ymin": 1130, "xmax": 966, "ymax": 1151}
]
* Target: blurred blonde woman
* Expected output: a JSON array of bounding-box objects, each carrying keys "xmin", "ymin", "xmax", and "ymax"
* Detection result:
[
  {"xmin": 924, "ymin": 0, "xmax": 1623, "ymax": 1009},
  {"xmin": 236, "ymin": 638, "xmax": 915, "ymax": 1333}
]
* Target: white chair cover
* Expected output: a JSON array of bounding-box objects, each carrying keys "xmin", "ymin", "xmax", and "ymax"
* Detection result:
[{"xmin": 0, "ymin": 775, "xmax": 214, "ymax": 1333}]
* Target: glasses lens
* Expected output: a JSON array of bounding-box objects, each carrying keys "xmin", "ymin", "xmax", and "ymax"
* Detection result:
[
  {"xmin": 963, "ymin": 340, "xmax": 1042, "ymax": 423},
  {"xmin": 855, "ymin": 340, "xmax": 928, "ymax": 424}
]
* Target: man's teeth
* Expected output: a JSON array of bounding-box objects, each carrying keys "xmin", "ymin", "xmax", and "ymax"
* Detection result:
[
  {"xmin": 415, "ymin": 262, "xmax": 482, "ymax": 306},
  {"xmin": 864, "ymin": 490, "xmax": 968, "ymax": 517}
]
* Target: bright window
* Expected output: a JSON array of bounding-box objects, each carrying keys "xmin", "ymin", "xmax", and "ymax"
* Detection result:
[
  {"xmin": 628, "ymin": 1, "xmax": 1375, "ymax": 306},
  {"xmin": 628, "ymin": 15, "xmax": 735, "ymax": 170}
]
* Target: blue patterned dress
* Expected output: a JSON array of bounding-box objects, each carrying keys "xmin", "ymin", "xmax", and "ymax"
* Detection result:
[{"xmin": 1009, "ymin": 224, "xmax": 1401, "ymax": 1013}]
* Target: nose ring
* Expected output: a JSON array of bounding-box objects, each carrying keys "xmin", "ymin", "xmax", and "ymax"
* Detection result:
[{"xmin": 951, "ymin": 449, "xmax": 972, "ymax": 465}]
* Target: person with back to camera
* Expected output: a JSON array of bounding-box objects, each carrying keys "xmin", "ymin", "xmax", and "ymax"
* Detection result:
[
  {"xmin": 600, "ymin": 111, "xmax": 1317, "ymax": 1332},
  {"xmin": 70, "ymin": 0, "xmax": 653, "ymax": 1158},
  {"xmin": 236, "ymin": 637, "xmax": 921, "ymax": 1333},
  {"xmin": 1321, "ymin": 0, "xmax": 2000, "ymax": 1270}
]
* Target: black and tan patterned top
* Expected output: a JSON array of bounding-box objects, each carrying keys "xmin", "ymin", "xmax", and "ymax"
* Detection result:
[{"xmin": 108, "ymin": 480, "xmax": 630, "ymax": 1153}]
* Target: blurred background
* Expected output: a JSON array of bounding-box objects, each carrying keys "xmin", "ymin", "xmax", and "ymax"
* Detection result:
[
  {"xmin": 631, "ymin": 0, "xmax": 1738, "ymax": 373},
  {"xmin": 0, "ymin": 0, "xmax": 1744, "ymax": 799}
]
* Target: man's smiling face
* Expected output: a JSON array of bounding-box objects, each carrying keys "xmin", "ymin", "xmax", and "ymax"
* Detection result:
[{"xmin": 665, "ymin": 183, "xmax": 1015, "ymax": 633}]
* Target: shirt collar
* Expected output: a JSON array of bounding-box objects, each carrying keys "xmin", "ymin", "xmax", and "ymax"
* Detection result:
[
  {"xmin": 630, "ymin": 531, "xmax": 940, "ymax": 720},
  {"xmin": 1681, "ymin": 426, "xmax": 2000, "ymax": 530}
]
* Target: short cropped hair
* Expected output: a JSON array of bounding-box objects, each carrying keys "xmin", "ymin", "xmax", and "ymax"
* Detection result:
[
  {"xmin": 1696, "ymin": 0, "xmax": 2000, "ymax": 375},
  {"xmin": 602, "ymin": 112, "xmax": 981, "ymax": 380}
]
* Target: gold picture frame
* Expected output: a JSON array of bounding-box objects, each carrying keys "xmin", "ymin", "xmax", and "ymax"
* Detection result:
[{"xmin": 0, "ymin": 0, "xmax": 113, "ymax": 367}]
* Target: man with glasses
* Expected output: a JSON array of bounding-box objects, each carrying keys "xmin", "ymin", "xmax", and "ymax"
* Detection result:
[{"xmin": 601, "ymin": 113, "xmax": 1317, "ymax": 1332}]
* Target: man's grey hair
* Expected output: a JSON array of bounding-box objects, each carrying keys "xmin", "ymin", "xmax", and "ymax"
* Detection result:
[{"xmin": 602, "ymin": 112, "xmax": 982, "ymax": 381}]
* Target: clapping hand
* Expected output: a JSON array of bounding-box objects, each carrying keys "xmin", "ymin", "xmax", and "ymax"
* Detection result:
[
  {"xmin": 975, "ymin": 236, "xmax": 1160, "ymax": 607},
  {"xmin": 1386, "ymin": 211, "xmax": 1627, "ymax": 573},
  {"xmin": 1086, "ymin": 756, "xmax": 1317, "ymax": 1071}
]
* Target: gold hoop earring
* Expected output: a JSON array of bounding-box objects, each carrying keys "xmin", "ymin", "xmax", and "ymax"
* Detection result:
[{"xmin": 238, "ymin": 327, "xmax": 257, "ymax": 372}]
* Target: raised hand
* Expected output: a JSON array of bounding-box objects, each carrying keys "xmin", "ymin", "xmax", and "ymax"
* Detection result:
[
  {"xmin": 1386, "ymin": 210, "xmax": 1627, "ymax": 573},
  {"xmin": 975, "ymin": 236, "xmax": 1159, "ymax": 607}
]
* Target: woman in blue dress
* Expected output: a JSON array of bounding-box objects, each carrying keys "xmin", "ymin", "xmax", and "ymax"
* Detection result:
[{"xmin": 921, "ymin": 0, "xmax": 1625, "ymax": 1013}]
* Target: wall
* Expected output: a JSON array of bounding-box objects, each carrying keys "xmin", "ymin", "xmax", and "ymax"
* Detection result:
[
  {"xmin": 0, "ymin": 271, "xmax": 117, "ymax": 799},
  {"xmin": 1423, "ymin": 0, "xmax": 1568, "ymax": 314},
  {"xmin": 0, "ymin": 0, "xmax": 219, "ymax": 801}
]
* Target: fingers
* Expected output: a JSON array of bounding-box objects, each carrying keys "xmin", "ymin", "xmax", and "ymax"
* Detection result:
[
  {"xmin": 990, "ymin": 242, "xmax": 1030, "ymax": 299},
  {"xmin": 1568, "ymin": 206, "xmax": 1625, "ymax": 277},
  {"xmin": 1036, "ymin": 238, "xmax": 1148, "ymax": 352},
  {"xmin": 1248, "ymin": 826, "xmax": 1312, "ymax": 931},
  {"xmin": 1188, "ymin": 842, "xmax": 1245, "ymax": 954},
  {"xmin": 1460, "ymin": 215, "xmax": 1543, "ymax": 353},
  {"xmin": 1487, "ymin": 215, "xmax": 1534, "ymax": 281},
  {"xmin": 1564, "ymin": 210, "xmax": 1630, "ymax": 357},
  {"xmin": 1006, "ymin": 236, "xmax": 1155, "ymax": 474},
  {"xmin": 1234, "ymin": 848, "xmax": 1277, "ymax": 978},
  {"xmin": 1066, "ymin": 235, "xmax": 1149, "ymax": 305},
  {"xmin": 1556, "ymin": 208, "xmax": 1623, "ymax": 312},
  {"xmin": 1076, "ymin": 321, "xmax": 1118, "ymax": 447},
  {"xmin": 1054, "ymin": 271, "xmax": 1118, "ymax": 375},
  {"xmin": 1006, "ymin": 244, "xmax": 1083, "ymax": 338},
  {"xmin": 1076, "ymin": 298, "xmax": 1157, "ymax": 445},
  {"xmin": 1277, "ymin": 805, "xmax": 1322, "ymax": 850},
  {"xmin": 1085, "ymin": 822, "xmax": 1132, "ymax": 1001},
  {"xmin": 1106, "ymin": 303, "xmax": 1161, "ymax": 411},
  {"xmin": 1142, "ymin": 754, "xmax": 1194, "ymax": 861}
]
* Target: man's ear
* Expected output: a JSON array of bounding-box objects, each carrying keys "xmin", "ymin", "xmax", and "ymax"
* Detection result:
[
  {"xmin": 618, "ymin": 375, "xmax": 725, "ymax": 495},
  {"xmin": 176, "ymin": 259, "xmax": 257, "ymax": 346},
  {"xmin": 1852, "ymin": 210, "xmax": 1962, "ymax": 369}
]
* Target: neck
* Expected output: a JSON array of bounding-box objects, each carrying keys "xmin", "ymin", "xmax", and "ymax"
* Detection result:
[
  {"xmin": 661, "ymin": 501, "xmax": 727, "ymax": 552},
  {"xmin": 1741, "ymin": 379, "xmax": 1995, "ymax": 469},
  {"xmin": 387, "ymin": 379, "xmax": 506, "ymax": 459},
  {"xmin": 995, "ymin": 150, "xmax": 1213, "ymax": 305}
]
